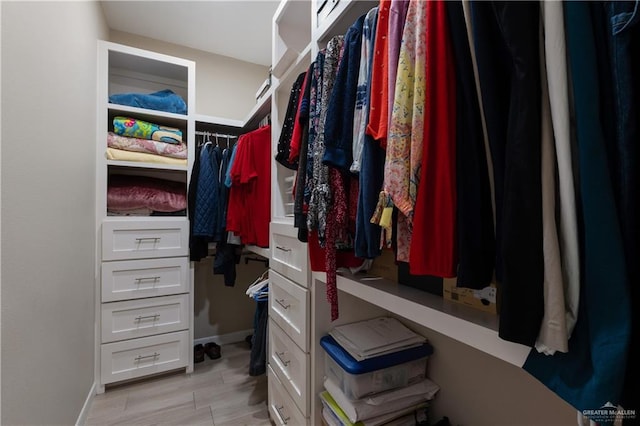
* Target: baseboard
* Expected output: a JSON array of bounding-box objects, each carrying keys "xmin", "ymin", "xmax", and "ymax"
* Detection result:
[
  {"xmin": 194, "ymin": 329, "xmax": 253, "ymax": 347},
  {"xmin": 75, "ymin": 381, "xmax": 97, "ymax": 426}
]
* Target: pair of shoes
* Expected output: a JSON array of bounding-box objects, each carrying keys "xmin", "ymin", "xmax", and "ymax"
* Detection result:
[
  {"xmin": 194, "ymin": 344, "xmax": 205, "ymax": 363},
  {"xmin": 204, "ymin": 342, "xmax": 221, "ymax": 360}
]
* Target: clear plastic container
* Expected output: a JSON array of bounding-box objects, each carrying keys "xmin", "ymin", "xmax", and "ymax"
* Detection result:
[{"xmin": 321, "ymin": 335, "xmax": 432, "ymax": 400}]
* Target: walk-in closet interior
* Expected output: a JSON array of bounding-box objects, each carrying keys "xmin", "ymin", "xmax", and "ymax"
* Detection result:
[{"xmin": 1, "ymin": 1, "xmax": 638, "ymax": 425}]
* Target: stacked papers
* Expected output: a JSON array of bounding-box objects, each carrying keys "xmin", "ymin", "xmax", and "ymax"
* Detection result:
[
  {"xmin": 329, "ymin": 317, "xmax": 426, "ymax": 361},
  {"xmin": 320, "ymin": 391, "xmax": 430, "ymax": 426},
  {"xmin": 324, "ymin": 377, "xmax": 439, "ymax": 424}
]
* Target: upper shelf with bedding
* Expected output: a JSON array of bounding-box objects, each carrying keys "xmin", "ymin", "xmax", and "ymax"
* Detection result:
[
  {"xmin": 107, "ymin": 45, "xmax": 193, "ymax": 114},
  {"xmin": 97, "ymin": 41, "xmax": 196, "ymax": 221}
]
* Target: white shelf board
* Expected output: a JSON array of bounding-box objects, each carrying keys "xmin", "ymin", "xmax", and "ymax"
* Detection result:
[
  {"xmin": 312, "ymin": 271, "xmax": 530, "ymax": 367},
  {"xmin": 245, "ymin": 245, "xmax": 271, "ymax": 259},
  {"xmin": 194, "ymin": 114, "xmax": 243, "ymax": 128},
  {"xmin": 106, "ymin": 159, "xmax": 188, "ymax": 172},
  {"xmin": 242, "ymin": 87, "xmax": 273, "ymax": 132},
  {"xmin": 107, "ymin": 103, "xmax": 188, "ymax": 123},
  {"xmin": 272, "ymin": 43, "xmax": 312, "ymax": 93},
  {"xmin": 314, "ymin": 0, "xmax": 378, "ymax": 44}
]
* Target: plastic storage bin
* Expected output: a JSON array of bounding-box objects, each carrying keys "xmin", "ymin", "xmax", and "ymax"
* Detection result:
[{"xmin": 320, "ymin": 335, "xmax": 433, "ymax": 400}]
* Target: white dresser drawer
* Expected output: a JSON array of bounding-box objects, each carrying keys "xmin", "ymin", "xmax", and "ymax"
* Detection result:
[
  {"xmin": 101, "ymin": 257, "xmax": 189, "ymax": 302},
  {"xmin": 101, "ymin": 331, "xmax": 188, "ymax": 385},
  {"xmin": 102, "ymin": 219, "xmax": 189, "ymax": 261},
  {"xmin": 101, "ymin": 294, "xmax": 189, "ymax": 343},
  {"xmin": 270, "ymin": 222, "xmax": 308, "ymax": 286},
  {"xmin": 268, "ymin": 365, "xmax": 308, "ymax": 426},
  {"xmin": 269, "ymin": 270, "xmax": 309, "ymax": 352},
  {"xmin": 269, "ymin": 320, "xmax": 310, "ymax": 416}
]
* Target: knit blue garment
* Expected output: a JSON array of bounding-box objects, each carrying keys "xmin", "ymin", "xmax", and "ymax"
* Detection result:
[
  {"xmin": 193, "ymin": 144, "xmax": 221, "ymax": 238},
  {"xmin": 109, "ymin": 89, "xmax": 187, "ymax": 115}
]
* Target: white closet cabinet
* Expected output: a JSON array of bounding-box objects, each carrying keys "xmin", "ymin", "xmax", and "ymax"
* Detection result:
[
  {"xmin": 269, "ymin": 1, "xmax": 577, "ymax": 425},
  {"xmin": 267, "ymin": 1, "xmax": 380, "ymax": 424},
  {"xmin": 268, "ymin": 1, "xmax": 313, "ymax": 424},
  {"xmin": 95, "ymin": 41, "xmax": 195, "ymax": 393}
]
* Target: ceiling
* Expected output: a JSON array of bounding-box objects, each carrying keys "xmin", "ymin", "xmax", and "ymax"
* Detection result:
[{"xmin": 101, "ymin": 1, "xmax": 281, "ymax": 67}]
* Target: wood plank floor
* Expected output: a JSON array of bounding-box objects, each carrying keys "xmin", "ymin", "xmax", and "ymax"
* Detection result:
[{"xmin": 86, "ymin": 342, "xmax": 270, "ymax": 426}]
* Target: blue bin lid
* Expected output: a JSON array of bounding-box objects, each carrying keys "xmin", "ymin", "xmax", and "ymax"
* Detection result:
[{"xmin": 320, "ymin": 335, "xmax": 433, "ymax": 375}]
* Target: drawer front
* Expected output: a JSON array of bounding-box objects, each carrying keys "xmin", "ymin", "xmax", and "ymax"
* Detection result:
[
  {"xmin": 101, "ymin": 294, "xmax": 189, "ymax": 343},
  {"xmin": 101, "ymin": 331, "xmax": 188, "ymax": 385},
  {"xmin": 102, "ymin": 219, "xmax": 188, "ymax": 261},
  {"xmin": 268, "ymin": 365, "xmax": 308, "ymax": 426},
  {"xmin": 269, "ymin": 270, "xmax": 309, "ymax": 352},
  {"xmin": 269, "ymin": 320, "xmax": 310, "ymax": 416},
  {"xmin": 101, "ymin": 257, "xmax": 189, "ymax": 302},
  {"xmin": 271, "ymin": 222, "xmax": 308, "ymax": 286}
]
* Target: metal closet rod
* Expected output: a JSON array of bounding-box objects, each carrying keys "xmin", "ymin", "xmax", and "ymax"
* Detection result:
[{"xmin": 194, "ymin": 130, "xmax": 238, "ymax": 139}]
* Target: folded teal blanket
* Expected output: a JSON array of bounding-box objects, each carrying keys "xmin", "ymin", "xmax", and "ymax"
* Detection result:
[
  {"xmin": 113, "ymin": 116, "xmax": 182, "ymax": 144},
  {"xmin": 109, "ymin": 89, "xmax": 187, "ymax": 115}
]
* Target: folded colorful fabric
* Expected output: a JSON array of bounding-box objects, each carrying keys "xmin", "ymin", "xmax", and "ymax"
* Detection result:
[
  {"xmin": 106, "ymin": 147, "xmax": 187, "ymax": 166},
  {"xmin": 109, "ymin": 89, "xmax": 187, "ymax": 115},
  {"xmin": 113, "ymin": 116, "xmax": 182, "ymax": 144},
  {"xmin": 107, "ymin": 132, "xmax": 187, "ymax": 159},
  {"xmin": 107, "ymin": 175, "xmax": 187, "ymax": 212}
]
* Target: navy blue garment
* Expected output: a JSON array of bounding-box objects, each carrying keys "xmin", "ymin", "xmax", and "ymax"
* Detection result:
[
  {"xmin": 193, "ymin": 143, "xmax": 222, "ymax": 238},
  {"xmin": 600, "ymin": 1, "xmax": 640, "ymax": 417},
  {"xmin": 109, "ymin": 89, "xmax": 187, "ymax": 115},
  {"xmin": 355, "ymin": 7, "xmax": 383, "ymax": 260},
  {"xmin": 216, "ymin": 146, "xmax": 233, "ymax": 242},
  {"xmin": 471, "ymin": 1, "xmax": 543, "ymax": 346},
  {"xmin": 249, "ymin": 301, "xmax": 268, "ymax": 376},
  {"xmin": 446, "ymin": 0, "xmax": 495, "ymax": 289},
  {"xmin": 322, "ymin": 14, "xmax": 365, "ymax": 172},
  {"xmin": 524, "ymin": 2, "xmax": 631, "ymax": 420},
  {"xmin": 188, "ymin": 140, "xmax": 208, "ymax": 261}
]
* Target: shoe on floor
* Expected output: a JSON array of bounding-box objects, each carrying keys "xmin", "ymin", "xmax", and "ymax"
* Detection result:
[
  {"xmin": 204, "ymin": 342, "xmax": 221, "ymax": 360},
  {"xmin": 194, "ymin": 344, "xmax": 205, "ymax": 363}
]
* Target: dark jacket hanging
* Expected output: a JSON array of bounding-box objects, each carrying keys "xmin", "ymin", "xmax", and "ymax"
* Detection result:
[{"xmin": 471, "ymin": 1, "xmax": 544, "ymax": 346}]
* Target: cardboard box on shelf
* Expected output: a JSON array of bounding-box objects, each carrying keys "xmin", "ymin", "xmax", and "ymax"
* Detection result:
[
  {"xmin": 443, "ymin": 278, "xmax": 498, "ymax": 315},
  {"xmin": 366, "ymin": 248, "xmax": 398, "ymax": 283}
]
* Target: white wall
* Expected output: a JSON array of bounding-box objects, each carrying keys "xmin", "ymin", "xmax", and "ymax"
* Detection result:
[
  {"xmin": 109, "ymin": 30, "xmax": 269, "ymax": 121},
  {"xmin": 1, "ymin": 2, "xmax": 108, "ymax": 424}
]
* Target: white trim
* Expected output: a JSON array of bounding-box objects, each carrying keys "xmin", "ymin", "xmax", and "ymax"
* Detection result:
[
  {"xmin": 75, "ymin": 381, "xmax": 97, "ymax": 426},
  {"xmin": 0, "ymin": 2, "xmax": 3, "ymax": 420},
  {"xmin": 194, "ymin": 329, "xmax": 254, "ymax": 347}
]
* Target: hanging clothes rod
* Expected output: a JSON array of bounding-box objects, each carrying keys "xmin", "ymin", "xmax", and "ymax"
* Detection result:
[{"xmin": 194, "ymin": 131, "xmax": 238, "ymax": 139}]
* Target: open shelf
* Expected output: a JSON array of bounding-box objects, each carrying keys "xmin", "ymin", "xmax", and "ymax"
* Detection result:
[
  {"xmin": 105, "ymin": 160, "xmax": 188, "ymax": 171},
  {"xmin": 312, "ymin": 271, "xmax": 530, "ymax": 367},
  {"xmin": 246, "ymin": 245, "xmax": 272, "ymax": 259},
  {"xmin": 107, "ymin": 103, "xmax": 187, "ymax": 124}
]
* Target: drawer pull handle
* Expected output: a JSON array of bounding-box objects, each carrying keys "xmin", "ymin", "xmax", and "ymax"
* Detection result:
[
  {"xmin": 275, "ymin": 298, "xmax": 290, "ymax": 310},
  {"xmin": 134, "ymin": 314, "xmax": 160, "ymax": 322},
  {"xmin": 275, "ymin": 351, "xmax": 290, "ymax": 367},
  {"xmin": 274, "ymin": 405, "xmax": 290, "ymax": 424},
  {"xmin": 134, "ymin": 352, "xmax": 159, "ymax": 362},
  {"xmin": 275, "ymin": 245, "xmax": 291, "ymax": 252},
  {"xmin": 135, "ymin": 237, "xmax": 161, "ymax": 243},
  {"xmin": 134, "ymin": 276, "xmax": 161, "ymax": 283}
]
